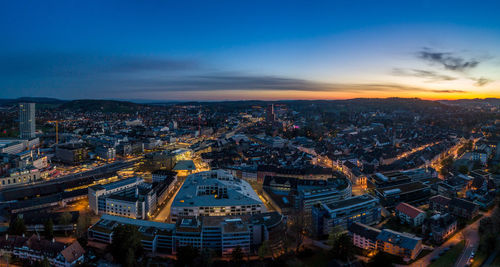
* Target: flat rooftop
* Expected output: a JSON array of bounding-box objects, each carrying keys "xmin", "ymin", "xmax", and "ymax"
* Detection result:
[
  {"xmin": 172, "ymin": 170, "xmax": 263, "ymax": 208},
  {"xmin": 377, "ymin": 181, "xmax": 429, "ymax": 195},
  {"xmin": 324, "ymin": 194, "xmax": 378, "ymax": 211}
]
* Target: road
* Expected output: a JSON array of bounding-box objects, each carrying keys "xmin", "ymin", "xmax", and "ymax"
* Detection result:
[
  {"xmin": 454, "ymin": 221, "xmax": 479, "ymax": 267},
  {"xmin": 403, "ymin": 208, "xmax": 493, "ymax": 267},
  {"xmin": 455, "ymin": 207, "xmax": 495, "ymax": 267},
  {"xmin": 153, "ymin": 178, "xmax": 185, "ymax": 222}
]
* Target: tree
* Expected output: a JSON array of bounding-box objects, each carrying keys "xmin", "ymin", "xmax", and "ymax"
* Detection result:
[
  {"xmin": 288, "ymin": 210, "xmax": 306, "ymax": 252},
  {"xmin": 176, "ymin": 245, "xmax": 199, "ymax": 267},
  {"xmin": 109, "ymin": 224, "xmax": 143, "ymax": 267},
  {"xmin": 58, "ymin": 212, "xmax": 72, "ymax": 225},
  {"xmin": 76, "ymin": 213, "xmax": 92, "ymax": 238},
  {"xmin": 231, "ymin": 245, "xmax": 244, "ymax": 264},
  {"xmin": 8, "ymin": 216, "xmax": 26, "ymax": 235},
  {"xmin": 44, "ymin": 219, "xmax": 54, "ymax": 240},
  {"xmin": 327, "ymin": 225, "xmax": 343, "ymax": 246},
  {"xmin": 329, "ymin": 233, "xmax": 354, "ymax": 261},
  {"xmin": 59, "ymin": 212, "xmax": 73, "ymax": 236}
]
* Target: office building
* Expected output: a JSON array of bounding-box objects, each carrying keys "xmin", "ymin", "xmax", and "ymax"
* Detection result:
[
  {"xmin": 374, "ymin": 181, "xmax": 431, "ymax": 207},
  {"xmin": 266, "ymin": 104, "xmax": 275, "ymax": 124},
  {"xmin": 88, "ymin": 212, "xmax": 286, "ymax": 257},
  {"xmin": 19, "ymin": 103, "xmax": 35, "ymax": 139},
  {"xmin": 312, "ymin": 194, "xmax": 381, "ymax": 236},
  {"xmin": 88, "ymin": 177, "xmax": 143, "ymax": 215},
  {"xmin": 56, "ymin": 143, "xmax": 89, "ymax": 164},
  {"xmin": 262, "ymin": 175, "xmax": 351, "ymax": 216},
  {"xmin": 170, "ymin": 170, "xmax": 265, "ymax": 222}
]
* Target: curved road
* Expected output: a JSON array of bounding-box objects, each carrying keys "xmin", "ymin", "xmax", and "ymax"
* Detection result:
[{"xmin": 401, "ymin": 208, "xmax": 494, "ymax": 267}]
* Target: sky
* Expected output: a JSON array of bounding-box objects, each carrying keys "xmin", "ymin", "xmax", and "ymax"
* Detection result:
[{"xmin": 1, "ymin": 0, "xmax": 500, "ymax": 101}]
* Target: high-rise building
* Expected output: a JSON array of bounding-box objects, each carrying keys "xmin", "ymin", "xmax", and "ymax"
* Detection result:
[
  {"xmin": 266, "ymin": 104, "xmax": 275, "ymax": 124},
  {"xmin": 19, "ymin": 103, "xmax": 35, "ymax": 139}
]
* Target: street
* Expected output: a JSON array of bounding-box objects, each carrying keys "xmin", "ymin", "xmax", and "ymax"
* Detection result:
[
  {"xmin": 153, "ymin": 178, "xmax": 185, "ymax": 222},
  {"xmin": 403, "ymin": 208, "xmax": 494, "ymax": 267}
]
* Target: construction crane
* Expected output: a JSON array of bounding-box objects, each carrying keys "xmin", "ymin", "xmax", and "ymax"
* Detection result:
[{"xmin": 47, "ymin": 118, "xmax": 82, "ymax": 144}]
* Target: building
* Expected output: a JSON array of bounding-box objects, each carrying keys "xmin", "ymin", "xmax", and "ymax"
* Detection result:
[
  {"xmin": 395, "ymin": 202, "xmax": 426, "ymax": 226},
  {"xmin": 0, "ymin": 138, "xmax": 40, "ymax": 155},
  {"xmin": 152, "ymin": 170, "xmax": 177, "ymax": 183},
  {"xmin": 56, "ymin": 143, "xmax": 88, "ymax": 164},
  {"xmin": 95, "ymin": 146, "xmax": 116, "ymax": 160},
  {"xmin": 88, "ymin": 212, "xmax": 286, "ymax": 257},
  {"xmin": 429, "ymin": 195, "xmax": 479, "ymax": 219},
  {"xmin": 19, "ymin": 103, "xmax": 35, "ymax": 139},
  {"xmin": 89, "ymin": 178, "xmax": 166, "ymax": 220},
  {"xmin": 170, "ymin": 170, "xmax": 265, "ymax": 222},
  {"xmin": 0, "ymin": 166, "xmax": 41, "ymax": 187},
  {"xmin": 312, "ymin": 194, "xmax": 381, "ymax": 236},
  {"xmin": 266, "ymin": 104, "xmax": 275, "ymax": 124},
  {"xmin": 88, "ymin": 177, "xmax": 143, "ymax": 215},
  {"xmin": 429, "ymin": 195, "xmax": 451, "ymax": 213},
  {"xmin": 377, "ymin": 229, "xmax": 422, "ymax": 260},
  {"xmin": 347, "ymin": 223, "xmax": 423, "ymax": 260},
  {"xmin": 448, "ymin": 197, "xmax": 479, "ymax": 219},
  {"xmin": 0, "ymin": 234, "xmax": 85, "ymax": 267},
  {"xmin": 422, "ymin": 213, "xmax": 457, "ymax": 243},
  {"xmin": 296, "ymin": 178, "xmax": 352, "ymax": 215},
  {"xmin": 262, "ymin": 175, "xmax": 351, "ymax": 217},
  {"xmin": 348, "ymin": 222, "xmax": 381, "ymax": 250},
  {"xmin": 374, "ymin": 181, "xmax": 431, "ymax": 207}
]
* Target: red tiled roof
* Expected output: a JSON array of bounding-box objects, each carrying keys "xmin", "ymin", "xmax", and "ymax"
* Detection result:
[
  {"xmin": 395, "ymin": 202, "xmax": 424, "ymax": 219},
  {"xmin": 60, "ymin": 241, "xmax": 85, "ymax": 263}
]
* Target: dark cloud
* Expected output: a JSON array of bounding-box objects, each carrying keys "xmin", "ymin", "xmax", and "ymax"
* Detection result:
[
  {"xmin": 0, "ymin": 51, "xmax": 470, "ymax": 99},
  {"xmin": 113, "ymin": 73, "xmax": 466, "ymax": 95},
  {"xmin": 417, "ymin": 48, "xmax": 479, "ymax": 72},
  {"xmin": 428, "ymin": 89, "xmax": 466, "ymax": 93},
  {"xmin": 392, "ymin": 68, "xmax": 456, "ymax": 82},
  {"xmin": 473, "ymin": 77, "xmax": 493, "ymax": 87}
]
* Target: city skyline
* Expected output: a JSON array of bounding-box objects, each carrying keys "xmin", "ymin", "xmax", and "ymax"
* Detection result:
[{"xmin": 1, "ymin": 0, "xmax": 500, "ymax": 100}]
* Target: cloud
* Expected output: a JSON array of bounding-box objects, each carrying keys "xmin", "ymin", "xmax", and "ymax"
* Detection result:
[
  {"xmin": 473, "ymin": 77, "xmax": 493, "ymax": 87},
  {"xmin": 427, "ymin": 89, "xmax": 466, "ymax": 93},
  {"xmin": 113, "ymin": 73, "xmax": 466, "ymax": 94},
  {"xmin": 392, "ymin": 68, "xmax": 457, "ymax": 82},
  {"xmin": 0, "ymin": 51, "xmax": 469, "ymax": 99},
  {"xmin": 417, "ymin": 48, "xmax": 479, "ymax": 72}
]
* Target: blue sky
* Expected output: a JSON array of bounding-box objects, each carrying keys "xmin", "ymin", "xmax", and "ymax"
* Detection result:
[{"xmin": 1, "ymin": 0, "xmax": 500, "ymax": 100}]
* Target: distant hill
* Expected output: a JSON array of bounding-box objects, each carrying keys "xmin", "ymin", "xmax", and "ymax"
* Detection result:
[
  {"xmin": 0, "ymin": 97, "xmax": 67, "ymax": 109},
  {"xmin": 439, "ymin": 98, "xmax": 500, "ymax": 106},
  {"xmin": 58, "ymin": 99, "xmax": 143, "ymax": 113},
  {"xmin": 0, "ymin": 97, "xmax": 66, "ymax": 105}
]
